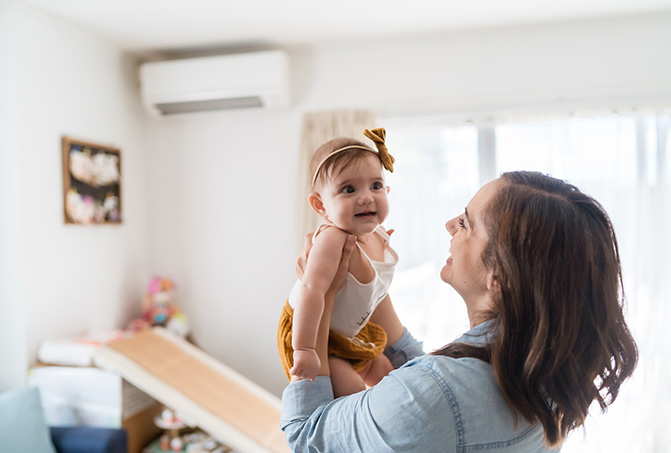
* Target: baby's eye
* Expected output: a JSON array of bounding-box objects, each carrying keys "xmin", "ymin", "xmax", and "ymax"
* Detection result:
[
  {"xmin": 341, "ymin": 185, "xmax": 355, "ymax": 194},
  {"xmin": 371, "ymin": 182, "xmax": 384, "ymax": 190}
]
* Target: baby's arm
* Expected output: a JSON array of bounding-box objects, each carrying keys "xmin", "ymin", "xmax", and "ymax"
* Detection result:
[{"xmin": 291, "ymin": 227, "xmax": 350, "ymax": 380}]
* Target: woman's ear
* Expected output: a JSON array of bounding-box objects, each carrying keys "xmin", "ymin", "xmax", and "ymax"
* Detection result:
[
  {"xmin": 308, "ymin": 193, "xmax": 327, "ymax": 218},
  {"xmin": 486, "ymin": 272, "xmax": 501, "ymax": 293}
]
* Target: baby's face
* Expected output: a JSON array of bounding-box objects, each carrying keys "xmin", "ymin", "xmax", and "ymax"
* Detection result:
[{"xmin": 318, "ymin": 153, "xmax": 389, "ymax": 236}]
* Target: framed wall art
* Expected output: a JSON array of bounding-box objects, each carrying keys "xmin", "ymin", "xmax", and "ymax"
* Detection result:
[{"xmin": 62, "ymin": 136, "xmax": 122, "ymax": 224}]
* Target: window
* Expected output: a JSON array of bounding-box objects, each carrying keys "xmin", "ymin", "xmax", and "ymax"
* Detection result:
[{"xmin": 384, "ymin": 111, "xmax": 671, "ymax": 452}]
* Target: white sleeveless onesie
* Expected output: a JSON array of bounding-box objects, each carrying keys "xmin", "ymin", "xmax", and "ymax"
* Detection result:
[{"xmin": 288, "ymin": 225, "xmax": 398, "ymax": 338}]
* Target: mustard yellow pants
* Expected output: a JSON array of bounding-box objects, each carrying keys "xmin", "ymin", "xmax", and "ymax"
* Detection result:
[{"xmin": 277, "ymin": 300, "xmax": 387, "ymax": 381}]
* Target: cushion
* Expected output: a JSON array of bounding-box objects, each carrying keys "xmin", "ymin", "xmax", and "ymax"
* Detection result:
[
  {"xmin": 50, "ymin": 426, "xmax": 128, "ymax": 453},
  {"xmin": 0, "ymin": 387, "xmax": 56, "ymax": 453}
]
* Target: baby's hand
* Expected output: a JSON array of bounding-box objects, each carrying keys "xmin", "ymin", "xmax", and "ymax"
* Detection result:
[{"xmin": 291, "ymin": 348, "xmax": 321, "ymax": 381}]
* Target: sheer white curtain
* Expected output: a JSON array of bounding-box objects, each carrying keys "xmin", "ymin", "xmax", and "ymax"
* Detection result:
[
  {"xmin": 296, "ymin": 110, "xmax": 377, "ymax": 246},
  {"xmin": 384, "ymin": 123, "xmax": 480, "ymax": 346},
  {"xmin": 384, "ymin": 110, "xmax": 671, "ymax": 452}
]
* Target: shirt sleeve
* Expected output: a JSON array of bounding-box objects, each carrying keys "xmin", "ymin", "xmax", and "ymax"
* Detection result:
[
  {"xmin": 383, "ymin": 327, "xmax": 425, "ymax": 368},
  {"xmin": 280, "ymin": 357, "xmax": 456, "ymax": 452}
]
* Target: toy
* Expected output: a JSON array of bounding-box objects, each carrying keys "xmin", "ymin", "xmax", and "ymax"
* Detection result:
[
  {"xmin": 127, "ymin": 276, "xmax": 190, "ymax": 338},
  {"xmin": 143, "ymin": 277, "xmax": 177, "ymax": 326},
  {"xmin": 154, "ymin": 408, "xmax": 186, "ymax": 452}
]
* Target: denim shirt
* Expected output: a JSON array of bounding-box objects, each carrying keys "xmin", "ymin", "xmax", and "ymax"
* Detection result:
[{"xmin": 281, "ymin": 322, "xmax": 559, "ymax": 452}]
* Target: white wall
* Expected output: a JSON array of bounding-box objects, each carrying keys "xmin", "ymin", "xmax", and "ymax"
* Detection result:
[
  {"xmin": 0, "ymin": 0, "xmax": 28, "ymax": 391},
  {"xmin": 302, "ymin": 14, "xmax": 671, "ymax": 116},
  {"xmin": 145, "ymin": 109, "xmax": 301, "ymax": 396},
  {"xmin": 0, "ymin": 3, "xmax": 151, "ymax": 390},
  {"xmin": 144, "ymin": 13, "xmax": 671, "ymax": 396}
]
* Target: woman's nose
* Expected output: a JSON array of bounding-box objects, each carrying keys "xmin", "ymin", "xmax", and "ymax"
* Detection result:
[{"xmin": 445, "ymin": 217, "xmax": 458, "ymax": 236}]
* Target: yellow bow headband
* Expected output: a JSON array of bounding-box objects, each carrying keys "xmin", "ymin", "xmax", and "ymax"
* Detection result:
[{"xmin": 311, "ymin": 127, "xmax": 395, "ymax": 187}]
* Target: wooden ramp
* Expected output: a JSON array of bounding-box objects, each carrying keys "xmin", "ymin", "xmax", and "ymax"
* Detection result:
[{"xmin": 93, "ymin": 327, "xmax": 289, "ymax": 453}]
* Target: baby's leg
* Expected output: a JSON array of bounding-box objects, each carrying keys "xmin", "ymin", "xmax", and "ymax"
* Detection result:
[
  {"xmin": 329, "ymin": 356, "xmax": 366, "ymax": 398},
  {"xmin": 359, "ymin": 354, "xmax": 394, "ymax": 387}
]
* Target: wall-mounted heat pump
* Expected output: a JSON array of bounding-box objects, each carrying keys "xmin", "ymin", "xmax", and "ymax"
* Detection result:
[{"xmin": 139, "ymin": 50, "xmax": 290, "ymax": 116}]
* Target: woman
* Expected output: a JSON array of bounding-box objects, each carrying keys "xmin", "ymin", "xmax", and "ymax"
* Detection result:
[{"xmin": 281, "ymin": 171, "xmax": 638, "ymax": 452}]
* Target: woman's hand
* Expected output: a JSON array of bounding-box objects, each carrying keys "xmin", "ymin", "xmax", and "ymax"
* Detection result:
[
  {"xmin": 317, "ymin": 235, "xmax": 356, "ymax": 376},
  {"xmin": 295, "ymin": 231, "xmax": 314, "ymax": 280},
  {"xmin": 295, "ymin": 232, "xmax": 358, "ymax": 295},
  {"xmin": 326, "ymin": 235, "xmax": 357, "ymax": 300}
]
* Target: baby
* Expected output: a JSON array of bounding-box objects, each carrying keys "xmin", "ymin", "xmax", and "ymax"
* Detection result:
[{"xmin": 278, "ymin": 128, "xmax": 400, "ymax": 397}]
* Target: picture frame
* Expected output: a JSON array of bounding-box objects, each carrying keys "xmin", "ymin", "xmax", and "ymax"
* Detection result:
[{"xmin": 62, "ymin": 136, "xmax": 122, "ymax": 224}]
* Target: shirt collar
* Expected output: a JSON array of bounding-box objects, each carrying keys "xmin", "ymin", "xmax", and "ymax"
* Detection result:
[{"xmin": 454, "ymin": 319, "xmax": 496, "ymax": 346}]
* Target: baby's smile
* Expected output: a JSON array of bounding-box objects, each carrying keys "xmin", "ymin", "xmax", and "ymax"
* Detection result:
[{"xmin": 355, "ymin": 211, "xmax": 377, "ymax": 217}]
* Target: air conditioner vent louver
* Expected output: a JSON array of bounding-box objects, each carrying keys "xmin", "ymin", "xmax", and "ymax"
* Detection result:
[
  {"xmin": 156, "ymin": 96, "xmax": 263, "ymax": 115},
  {"xmin": 140, "ymin": 50, "xmax": 289, "ymax": 116}
]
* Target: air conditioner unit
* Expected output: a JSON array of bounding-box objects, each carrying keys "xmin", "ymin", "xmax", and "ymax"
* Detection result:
[{"xmin": 139, "ymin": 50, "xmax": 290, "ymax": 116}]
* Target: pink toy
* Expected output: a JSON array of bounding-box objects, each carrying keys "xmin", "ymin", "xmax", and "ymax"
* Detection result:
[
  {"xmin": 127, "ymin": 276, "xmax": 191, "ymax": 338},
  {"xmin": 142, "ymin": 277, "xmax": 178, "ymax": 326}
]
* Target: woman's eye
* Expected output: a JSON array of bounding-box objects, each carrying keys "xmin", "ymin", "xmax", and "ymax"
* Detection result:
[
  {"xmin": 341, "ymin": 186, "xmax": 355, "ymax": 194},
  {"xmin": 458, "ymin": 218, "xmax": 466, "ymax": 229}
]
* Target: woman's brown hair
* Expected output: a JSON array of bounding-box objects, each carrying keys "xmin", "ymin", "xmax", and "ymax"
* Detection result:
[{"xmin": 434, "ymin": 171, "xmax": 638, "ymax": 447}]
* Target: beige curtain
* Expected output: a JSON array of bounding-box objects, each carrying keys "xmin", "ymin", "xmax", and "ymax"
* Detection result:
[{"xmin": 296, "ymin": 110, "xmax": 378, "ymax": 247}]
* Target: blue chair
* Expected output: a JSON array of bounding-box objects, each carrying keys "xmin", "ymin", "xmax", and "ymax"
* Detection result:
[
  {"xmin": 50, "ymin": 426, "xmax": 128, "ymax": 453},
  {"xmin": 0, "ymin": 387, "xmax": 129, "ymax": 453}
]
